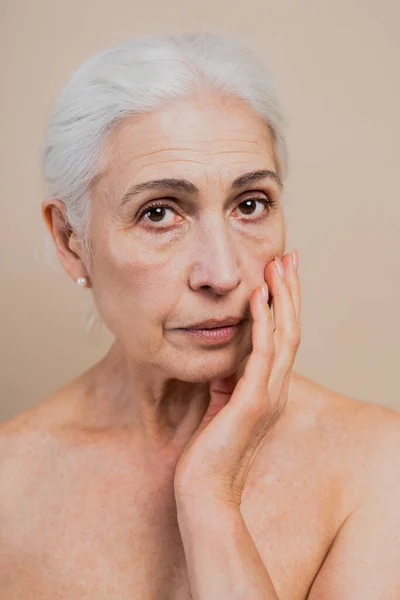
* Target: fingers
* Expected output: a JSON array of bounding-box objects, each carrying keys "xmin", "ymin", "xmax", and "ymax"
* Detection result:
[
  {"xmin": 229, "ymin": 251, "xmax": 301, "ymax": 417},
  {"xmin": 231, "ymin": 284, "xmax": 275, "ymax": 403},
  {"xmin": 283, "ymin": 251, "xmax": 301, "ymax": 324},
  {"xmin": 268, "ymin": 253, "xmax": 301, "ymax": 394},
  {"xmin": 270, "ymin": 257, "xmax": 299, "ymax": 347}
]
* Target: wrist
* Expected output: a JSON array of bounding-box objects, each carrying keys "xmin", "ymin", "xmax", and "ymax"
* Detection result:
[{"xmin": 176, "ymin": 494, "xmax": 242, "ymax": 530}]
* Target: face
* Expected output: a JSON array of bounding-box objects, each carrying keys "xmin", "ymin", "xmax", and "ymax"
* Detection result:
[{"xmin": 88, "ymin": 94, "xmax": 285, "ymax": 382}]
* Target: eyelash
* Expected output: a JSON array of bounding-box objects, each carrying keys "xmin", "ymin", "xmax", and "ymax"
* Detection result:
[{"xmin": 137, "ymin": 196, "xmax": 277, "ymax": 229}]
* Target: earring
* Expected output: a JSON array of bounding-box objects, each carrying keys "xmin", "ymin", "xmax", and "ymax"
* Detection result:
[{"xmin": 76, "ymin": 276, "xmax": 88, "ymax": 288}]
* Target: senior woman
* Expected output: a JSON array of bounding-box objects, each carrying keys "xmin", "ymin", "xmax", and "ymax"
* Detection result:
[{"xmin": 1, "ymin": 31, "xmax": 400, "ymax": 600}]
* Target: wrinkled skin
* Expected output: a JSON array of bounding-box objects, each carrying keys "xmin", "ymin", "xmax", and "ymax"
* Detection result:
[{"xmin": 42, "ymin": 92, "xmax": 286, "ymax": 459}]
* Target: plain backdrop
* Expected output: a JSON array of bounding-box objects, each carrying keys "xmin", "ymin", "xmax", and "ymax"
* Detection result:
[{"xmin": 1, "ymin": 0, "xmax": 399, "ymax": 422}]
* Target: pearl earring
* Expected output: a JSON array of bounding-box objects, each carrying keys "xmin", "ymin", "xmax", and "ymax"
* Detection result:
[{"xmin": 76, "ymin": 276, "xmax": 88, "ymax": 288}]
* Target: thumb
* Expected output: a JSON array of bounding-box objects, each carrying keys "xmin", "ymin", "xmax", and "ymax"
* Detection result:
[
  {"xmin": 208, "ymin": 352, "xmax": 250, "ymax": 413},
  {"xmin": 196, "ymin": 354, "xmax": 252, "ymax": 435},
  {"xmin": 194, "ymin": 372, "xmax": 237, "ymax": 435}
]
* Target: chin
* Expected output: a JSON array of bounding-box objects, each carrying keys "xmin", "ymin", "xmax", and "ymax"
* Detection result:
[{"xmin": 173, "ymin": 344, "xmax": 252, "ymax": 384}]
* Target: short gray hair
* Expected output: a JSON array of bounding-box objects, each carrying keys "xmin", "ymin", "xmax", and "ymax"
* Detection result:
[{"xmin": 42, "ymin": 30, "xmax": 288, "ymax": 261}]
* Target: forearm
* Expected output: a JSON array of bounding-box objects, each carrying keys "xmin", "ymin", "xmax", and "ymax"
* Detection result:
[{"xmin": 176, "ymin": 500, "xmax": 280, "ymax": 600}]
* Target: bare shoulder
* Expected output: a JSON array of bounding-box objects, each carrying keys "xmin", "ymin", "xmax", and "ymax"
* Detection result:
[
  {"xmin": 0, "ymin": 385, "xmax": 76, "ymax": 447},
  {"xmin": 0, "ymin": 399, "xmax": 54, "ymax": 487},
  {"xmin": 290, "ymin": 370, "xmax": 400, "ymax": 426},
  {"xmin": 288, "ymin": 382, "xmax": 400, "ymax": 595},
  {"xmin": 0, "ymin": 404, "xmax": 50, "ymax": 552},
  {"xmin": 300, "ymin": 371, "xmax": 400, "ymax": 437},
  {"xmin": 289, "ymin": 371, "xmax": 400, "ymax": 502},
  {"xmin": 0, "ymin": 387, "xmax": 82, "ymax": 507}
]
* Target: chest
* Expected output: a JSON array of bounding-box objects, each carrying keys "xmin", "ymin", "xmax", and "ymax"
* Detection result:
[{"xmin": 4, "ymin": 441, "xmax": 342, "ymax": 600}]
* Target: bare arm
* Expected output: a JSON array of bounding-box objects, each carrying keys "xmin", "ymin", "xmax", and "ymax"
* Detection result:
[
  {"xmin": 177, "ymin": 412, "xmax": 400, "ymax": 600},
  {"xmin": 176, "ymin": 500, "xmax": 279, "ymax": 600},
  {"xmin": 307, "ymin": 414, "xmax": 400, "ymax": 599}
]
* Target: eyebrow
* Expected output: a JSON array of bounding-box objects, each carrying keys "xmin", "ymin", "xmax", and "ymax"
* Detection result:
[{"xmin": 117, "ymin": 169, "xmax": 283, "ymax": 208}]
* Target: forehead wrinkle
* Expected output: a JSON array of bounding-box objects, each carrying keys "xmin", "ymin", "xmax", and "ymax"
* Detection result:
[
  {"xmin": 115, "ymin": 127, "xmax": 270, "ymax": 152},
  {"xmin": 105, "ymin": 127, "xmax": 277, "ymax": 197},
  {"xmin": 109, "ymin": 125, "xmax": 272, "ymax": 166},
  {"xmin": 117, "ymin": 143, "xmax": 272, "ymax": 176},
  {"xmin": 117, "ymin": 145, "xmax": 272, "ymax": 175},
  {"xmin": 122, "ymin": 140, "xmax": 266, "ymax": 158}
]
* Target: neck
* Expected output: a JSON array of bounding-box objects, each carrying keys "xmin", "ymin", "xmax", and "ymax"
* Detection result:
[
  {"xmin": 78, "ymin": 339, "xmax": 212, "ymax": 452},
  {"xmin": 77, "ymin": 340, "xmax": 305, "ymax": 454}
]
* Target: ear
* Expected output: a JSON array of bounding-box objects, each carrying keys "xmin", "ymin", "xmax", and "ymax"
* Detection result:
[{"xmin": 41, "ymin": 198, "xmax": 89, "ymax": 285}]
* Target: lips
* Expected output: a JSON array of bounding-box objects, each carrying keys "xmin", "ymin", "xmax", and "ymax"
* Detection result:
[{"xmin": 184, "ymin": 317, "xmax": 244, "ymax": 330}]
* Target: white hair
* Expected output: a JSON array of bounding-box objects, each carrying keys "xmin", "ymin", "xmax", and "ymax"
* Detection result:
[
  {"xmin": 41, "ymin": 31, "xmax": 288, "ymax": 336},
  {"xmin": 42, "ymin": 30, "xmax": 288, "ymax": 262}
]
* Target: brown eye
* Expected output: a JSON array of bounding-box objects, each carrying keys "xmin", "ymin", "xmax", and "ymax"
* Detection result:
[
  {"xmin": 145, "ymin": 206, "xmax": 169, "ymax": 222},
  {"xmin": 136, "ymin": 195, "xmax": 278, "ymax": 232},
  {"xmin": 138, "ymin": 201, "xmax": 180, "ymax": 226},
  {"xmin": 236, "ymin": 196, "xmax": 276, "ymax": 219}
]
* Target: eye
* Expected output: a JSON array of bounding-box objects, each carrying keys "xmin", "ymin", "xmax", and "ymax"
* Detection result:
[
  {"xmin": 137, "ymin": 201, "xmax": 181, "ymax": 227},
  {"xmin": 235, "ymin": 196, "xmax": 277, "ymax": 220},
  {"xmin": 137, "ymin": 195, "xmax": 277, "ymax": 229}
]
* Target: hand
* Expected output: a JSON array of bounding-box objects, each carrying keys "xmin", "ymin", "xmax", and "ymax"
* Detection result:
[{"xmin": 173, "ymin": 251, "xmax": 301, "ymax": 509}]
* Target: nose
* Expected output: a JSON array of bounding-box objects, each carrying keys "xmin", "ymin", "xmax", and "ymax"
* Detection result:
[{"xmin": 188, "ymin": 221, "xmax": 242, "ymax": 295}]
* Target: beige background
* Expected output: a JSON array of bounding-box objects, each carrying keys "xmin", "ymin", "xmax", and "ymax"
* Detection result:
[{"xmin": 1, "ymin": 0, "xmax": 399, "ymax": 422}]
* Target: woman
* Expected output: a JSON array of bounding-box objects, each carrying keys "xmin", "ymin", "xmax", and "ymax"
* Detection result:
[{"xmin": 1, "ymin": 31, "xmax": 400, "ymax": 600}]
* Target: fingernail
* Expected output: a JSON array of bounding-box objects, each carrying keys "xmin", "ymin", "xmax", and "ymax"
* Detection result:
[
  {"xmin": 261, "ymin": 284, "xmax": 269, "ymax": 303},
  {"xmin": 275, "ymin": 257, "xmax": 284, "ymax": 278},
  {"xmin": 292, "ymin": 249, "xmax": 299, "ymax": 272}
]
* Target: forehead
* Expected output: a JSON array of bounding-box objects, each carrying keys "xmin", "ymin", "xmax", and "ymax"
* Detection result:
[{"xmin": 101, "ymin": 94, "xmax": 278, "ymax": 192}]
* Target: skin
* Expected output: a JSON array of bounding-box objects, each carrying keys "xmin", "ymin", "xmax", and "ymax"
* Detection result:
[
  {"xmin": 42, "ymin": 92, "xmax": 287, "ymax": 455},
  {"xmin": 2, "ymin": 91, "xmax": 400, "ymax": 599}
]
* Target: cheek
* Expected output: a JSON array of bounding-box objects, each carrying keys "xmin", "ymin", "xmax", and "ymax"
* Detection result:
[
  {"xmin": 91, "ymin": 246, "xmax": 177, "ymax": 338},
  {"xmin": 239, "ymin": 237, "xmax": 283, "ymax": 279},
  {"xmin": 90, "ymin": 218, "xmax": 284, "ymax": 333}
]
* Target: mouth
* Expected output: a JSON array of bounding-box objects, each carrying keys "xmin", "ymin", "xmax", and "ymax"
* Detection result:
[
  {"xmin": 181, "ymin": 317, "xmax": 245, "ymax": 330},
  {"xmin": 180, "ymin": 321, "xmax": 246, "ymax": 344}
]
